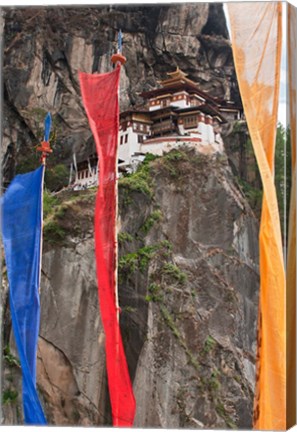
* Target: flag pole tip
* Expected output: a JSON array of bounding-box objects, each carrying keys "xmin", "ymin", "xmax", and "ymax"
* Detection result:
[{"xmin": 111, "ymin": 53, "xmax": 126, "ymax": 65}]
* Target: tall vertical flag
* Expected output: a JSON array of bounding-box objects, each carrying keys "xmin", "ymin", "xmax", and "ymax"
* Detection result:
[
  {"xmin": 228, "ymin": 3, "xmax": 285, "ymax": 429},
  {"xmin": 287, "ymin": 3, "xmax": 296, "ymax": 427},
  {"xmin": 79, "ymin": 64, "xmax": 136, "ymax": 426},
  {"xmin": 1, "ymin": 166, "xmax": 47, "ymax": 424}
]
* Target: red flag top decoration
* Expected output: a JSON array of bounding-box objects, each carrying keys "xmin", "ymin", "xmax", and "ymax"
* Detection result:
[{"xmin": 79, "ymin": 65, "xmax": 136, "ymax": 427}]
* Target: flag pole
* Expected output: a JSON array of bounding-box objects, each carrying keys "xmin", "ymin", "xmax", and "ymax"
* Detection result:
[
  {"xmin": 111, "ymin": 30, "xmax": 126, "ymax": 323},
  {"xmin": 36, "ymin": 113, "xmax": 52, "ymax": 294},
  {"xmin": 111, "ymin": 30, "xmax": 127, "ymax": 428}
]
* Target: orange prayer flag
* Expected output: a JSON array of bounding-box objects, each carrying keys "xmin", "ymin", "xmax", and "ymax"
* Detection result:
[
  {"xmin": 287, "ymin": 3, "xmax": 296, "ymax": 428},
  {"xmin": 228, "ymin": 3, "xmax": 285, "ymax": 430}
]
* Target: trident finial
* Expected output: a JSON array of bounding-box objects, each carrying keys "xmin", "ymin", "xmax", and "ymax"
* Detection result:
[
  {"xmin": 37, "ymin": 112, "xmax": 53, "ymax": 165},
  {"xmin": 118, "ymin": 29, "xmax": 123, "ymax": 53},
  {"xmin": 111, "ymin": 29, "xmax": 126, "ymax": 66}
]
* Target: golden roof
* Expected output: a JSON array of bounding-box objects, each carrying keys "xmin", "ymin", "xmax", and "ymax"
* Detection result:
[{"xmin": 158, "ymin": 67, "xmax": 196, "ymax": 88}]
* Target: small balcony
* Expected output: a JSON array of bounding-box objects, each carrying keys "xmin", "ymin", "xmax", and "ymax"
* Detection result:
[{"xmin": 151, "ymin": 120, "xmax": 176, "ymax": 136}]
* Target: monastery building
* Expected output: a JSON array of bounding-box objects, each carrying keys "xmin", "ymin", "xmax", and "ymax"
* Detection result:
[{"xmin": 72, "ymin": 68, "xmax": 242, "ymax": 189}]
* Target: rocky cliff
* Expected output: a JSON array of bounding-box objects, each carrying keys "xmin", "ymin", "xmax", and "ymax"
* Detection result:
[
  {"xmin": 2, "ymin": 148, "xmax": 259, "ymax": 427},
  {"xmin": 2, "ymin": 4, "xmax": 237, "ymax": 183},
  {"xmin": 1, "ymin": 5, "xmax": 260, "ymax": 428}
]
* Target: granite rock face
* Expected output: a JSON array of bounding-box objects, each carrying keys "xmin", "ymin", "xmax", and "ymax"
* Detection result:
[
  {"xmin": 1, "ymin": 6, "xmax": 259, "ymax": 428},
  {"xmin": 37, "ymin": 241, "xmax": 110, "ymax": 426},
  {"xmin": 2, "ymin": 149, "xmax": 258, "ymax": 427},
  {"xmin": 119, "ymin": 150, "xmax": 259, "ymax": 429},
  {"xmin": 2, "ymin": 4, "xmax": 236, "ymax": 182}
]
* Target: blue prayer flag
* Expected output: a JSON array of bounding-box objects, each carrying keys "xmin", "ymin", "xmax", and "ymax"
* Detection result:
[
  {"xmin": 1, "ymin": 166, "xmax": 47, "ymax": 425},
  {"xmin": 44, "ymin": 112, "xmax": 52, "ymax": 142}
]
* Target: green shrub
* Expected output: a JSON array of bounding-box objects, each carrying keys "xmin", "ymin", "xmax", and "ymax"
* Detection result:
[
  {"xmin": 119, "ymin": 154, "xmax": 159, "ymax": 198},
  {"xmin": 159, "ymin": 240, "xmax": 173, "ymax": 251},
  {"xmin": 45, "ymin": 164, "xmax": 69, "ymax": 192},
  {"xmin": 215, "ymin": 401, "xmax": 237, "ymax": 429},
  {"xmin": 142, "ymin": 153, "xmax": 159, "ymax": 165},
  {"xmin": 141, "ymin": 210, "xmax": 163, "ymax": 234},
  {"xmin": 163, "ymin": 150, "xmax": 188, "ymax": 162},
  {"xmin": 3, "ymin": 389, "xmax": 18, "ymax": 405},
  {"xmin": 119, "ymin": 253, "xmax": 138, "ymax": 274},
  {"xmin": 208, "ymin": 368, "xmax": 221, "ymax": 391},
  {"xmin": 203, "ymin": 335, "xmax": 217, "ymax": 354},
  {"xmin": 118, "ymin": 231, "xmax": 134, "ymax": 245},
  {"xmin": 158, "ymin": 149, "xmax": 190, "ymax": 178},
  {"xmin": 160, "ymin": 304, "xmax": 181, "ymax": 339},
  {"xmin": 43, "ymin": 220, "xmax": 66, "ymax": 243},
  {"xmin": 145, "ymin": 283, "xmax": 163, "ymax": 303},
  {"xmin": 3, "ymin": 345, "xmax": 20, "ymax": 368},
  {"xmin": 43, "ymin": 189, "xmax": 59, "ymax": 219},
  {"xmin": 119, "ymin": 245, "xmax": 158, "ymax": 279},
  {"xmin": 237, "ymin": 177, "xmax": 262, "ymax": 210},
  {"xmin": 163, "ymin": 263, "xmax": 187, "ymax": 284},
  {"xmin": 122, "ymin": 305, "xmax": 137, "ymax": 313},
  {"xmin": 138, "ymin": 245, "xmax": 157, "ymax": 271}
]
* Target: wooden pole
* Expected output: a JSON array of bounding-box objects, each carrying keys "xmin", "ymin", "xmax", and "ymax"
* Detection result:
[{"xmin": 111, "ymin": 31, "xmax": 126, "ymax": 323}]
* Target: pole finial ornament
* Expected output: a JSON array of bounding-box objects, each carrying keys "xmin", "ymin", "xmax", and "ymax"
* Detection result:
[
  {"xmin": 111, "ymin": 29, "xmax": 126, "ymax": 66},
  {"xmin": 36, "ymin": 112, "xmax": 53, "ymax": 165}
]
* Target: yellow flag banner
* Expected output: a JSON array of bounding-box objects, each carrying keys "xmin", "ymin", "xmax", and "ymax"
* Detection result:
[
  {"xmin": 287, "ymin": 3, "xmax": 296, "ymax": 428},
  {"xmin": 228, "ymin": 3, "xmax": 285, "ymax": 430}
]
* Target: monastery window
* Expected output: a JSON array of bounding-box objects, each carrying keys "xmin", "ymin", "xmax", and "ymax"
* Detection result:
[
  {"xmin": 81, "ymin": 171, "xmax": 84, "ymax": 179},
  {"xmin": 120, "ymin": 135, "xmax": 124, "ymax": 145},
  {"xmin": 138, "ymin": 135, "xmax": 143, "ymax": 143},
  {"xmin": 125, "ymin": 134, "xmax": 128, "ymax": 143},
  {"xmin": 140, "ymin": 124, "xmax": 144, "ymax": 131},
  {"xmin": 178, "ymin": 95, "xmax": 182, "ymax": 100},
  {"xmin": 184, "ymin": 116, "xmax": 197, "ymax": 127}
]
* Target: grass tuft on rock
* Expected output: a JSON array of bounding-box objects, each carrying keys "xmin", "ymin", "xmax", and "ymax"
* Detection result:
[
  {"xmin": 3, "ymin": 388, "xmax": 18, "ymax": 405},
  {"xmin": 119, "ymin": 154, "xmax": 158, "ymax": 198},
  {"xmin": 163, "ymin": 262, "xmax": 187, "ymax": 284}
]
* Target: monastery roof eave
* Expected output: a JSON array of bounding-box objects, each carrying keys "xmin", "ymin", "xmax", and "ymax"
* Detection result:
[
  {"xmin": 175, "ymin": 104, "xmax": 227, "ymax": 123},
  {"xmin": 120, "ymin": 108, "xmax": 150, "ymax": 117},
  {"xmin": 140, "ymin": 82, "xmax": 218, "ymax": 105}
]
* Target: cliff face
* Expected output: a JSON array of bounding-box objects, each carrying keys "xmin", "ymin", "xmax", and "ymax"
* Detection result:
[
  {"xmin": 2, "ymin": 4, "xmax": 236, "ymax": 182},
  {"xmin": 119, "ymin": 151, "xmax": 259, "ymax": 429},
  {"xmin": 2, "ymin": 149, "xmax": 259, "ymax": 428},
  {"xmin": 1, "ymin": 5, "xmax": 260, "ymax": 428}
]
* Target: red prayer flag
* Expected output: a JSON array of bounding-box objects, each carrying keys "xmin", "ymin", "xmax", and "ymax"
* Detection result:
[{"xmin": 79, "ymin": 66, "xmax": 136, "ymax": 427}]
